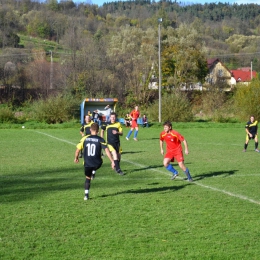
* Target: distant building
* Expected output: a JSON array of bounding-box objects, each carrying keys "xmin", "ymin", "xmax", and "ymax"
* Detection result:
[
  {"xmin": 231, "ymin": 68, "xmax": 257, "ymax": 85},
  {"xmin": 205, "ymin": 58, "xmax": 233, "ymax": 87}
]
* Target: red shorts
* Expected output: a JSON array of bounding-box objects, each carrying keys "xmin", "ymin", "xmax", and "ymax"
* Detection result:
[
  {"xmin": 165, "ymin": 151, "xmax": 184, "ymax": 163},
  {"xmin": 131, "ymin": 119, "xmax": 138, "ymax": 128}
]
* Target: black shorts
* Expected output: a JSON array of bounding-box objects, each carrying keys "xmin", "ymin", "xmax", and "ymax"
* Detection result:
[
  {"xmin": 248, "ymin": 134, "xmax": 256, "ymax": 140},
  {"xmin": 108, "ymin": 142, "xmax": 120, "ymax": 153},
  {"xmin": 84, "ymin": 164, "xmax": 102, "ymax": 178}
]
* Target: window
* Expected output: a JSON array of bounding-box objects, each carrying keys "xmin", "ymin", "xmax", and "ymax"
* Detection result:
[{"xmin": 218, "ymin": 69, "xmax": 223, "ymax": 77}]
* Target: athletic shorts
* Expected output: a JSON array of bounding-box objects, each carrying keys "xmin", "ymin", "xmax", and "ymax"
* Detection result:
[
  {"xmin": 108, "ymin": 143, "xmax": 122, "ymax": 154},
  {"xmin": 165, "ymin": 150, "xmax": 184, "ymax": 163},
  {"xmin": 246, "ymin": 133, "xmax": 257, "ymax": 141},
  {"xmin": 131, "ymin": 119, "xmax": 138, "ymax": 128},
  {"xmin": 84, "ymin": 165, "xmax": 102, "ymax": 178}
]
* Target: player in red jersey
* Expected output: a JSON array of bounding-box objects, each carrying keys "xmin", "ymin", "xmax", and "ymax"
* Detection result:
[
  {"xmin": 126, "ymin": 105, "xmax": 140, "ymax": 141},
  {"xmin": 159, "ymin": 121, "xmax": 193, "ymax": 182}
]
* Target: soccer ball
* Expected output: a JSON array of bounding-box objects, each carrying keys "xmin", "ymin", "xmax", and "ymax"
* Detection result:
[{"xmin": 22, "ymin": 126, "xmax": 25, "ymax": 129}]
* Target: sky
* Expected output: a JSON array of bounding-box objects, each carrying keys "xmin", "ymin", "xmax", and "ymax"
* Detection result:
[{"xmin": 87, "ymin": 0, "xmax": 260, "ymax": 7}]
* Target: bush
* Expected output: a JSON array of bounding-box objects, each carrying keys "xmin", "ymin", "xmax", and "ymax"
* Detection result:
[
  {"xmin": 234, "ymin": 79, "xmax": 260, "ymax": 121},
  {"xmin": 147, "ymin": 90, "xmax": 193, "ymax": 122},
  {"xmin": 31, "ymin": 94, "xmax": 79, "ymax": 124},
  {"xmin": 0, "ymin": 106, "xmax": 16, "ymax": 123}
]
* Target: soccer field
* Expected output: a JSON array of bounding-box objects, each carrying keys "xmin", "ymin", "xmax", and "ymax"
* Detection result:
[{"xmin": 1, "ymin": 123, "xmax": 260, "ymax": 259}]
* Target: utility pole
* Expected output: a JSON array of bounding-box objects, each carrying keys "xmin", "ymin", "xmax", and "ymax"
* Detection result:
[
  {"xmin": 251, "ymin": 60, "xmax": 253, "ymax": 80},
  {"xmin": 158, "ymin": 18, "xmax": 162, "ymax": 123},
  {"xmin": 50, "ymin": 51, "xmax": 53, "ymax": 89}
]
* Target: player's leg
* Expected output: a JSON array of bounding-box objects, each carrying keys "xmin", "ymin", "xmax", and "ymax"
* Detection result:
[
  {"xmin": 126, "ymin": 127, "xmax": 134, "ymax": 140},
  {"xmin": 254, "ymin": 135, "xmax": 259, "ymax": 152},
  {"xmin": 244, "ymin": 134, "xmax": 249, "ymax": 151},
  {"xmin": 84, "ymin": 167, "xmax": 93, "ymax": 200},
  {"xmin": 178, "ymin": 161, "xmax": 193, "ymax": 182},
  {"xmin": 163, "ymin": 157, "xmax": 179, "ymax": 180},
  {"xmin": 91, "ymin": 164, "xmax": 101, "ymax": 180},
  {"xmin": 109, "ymin": 145, "xmax": 123, "ymax": 175},
  {"xmin": 133, "ymin": 126, "xmax": 139, "ymax": 141},
  {"xmin": 116, "ymin": 150, "xmax": 124, "ymax": 175}
]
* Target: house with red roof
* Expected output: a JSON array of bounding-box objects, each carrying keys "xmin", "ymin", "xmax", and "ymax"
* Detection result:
[
  {"xmin": 230, "ymin": 69, "xmax": 257, "ymax": 85},
  {"xmin": 206, "ymin": 58, "xmax": 233, "ymax": 87}
]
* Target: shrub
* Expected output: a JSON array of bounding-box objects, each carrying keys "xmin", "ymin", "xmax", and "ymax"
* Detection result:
[
  {"xmin": 147, "ymin": 90, "xmax": 193, "ymax": 122},
  {"xmin": 31, "ymin": 94, "xmax": 79, "ymax": 124},
  {"xmin": 234, "ymin": 79, "xmax": 260, "ymax": 121},
  {"xmin": 0, "ymin": 106, "xmax": 16, "ymax": 123}
]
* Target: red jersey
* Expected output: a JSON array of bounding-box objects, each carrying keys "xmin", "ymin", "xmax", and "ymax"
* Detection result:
[
  {"xmin": 160, "ymin": 130, "xmax": 184, "ymax": 152},
  {"xmin": 130, "ymin": 109, "xmax": 140, "ymax": 121}
]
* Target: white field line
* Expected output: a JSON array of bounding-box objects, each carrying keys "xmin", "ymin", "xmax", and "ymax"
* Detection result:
[
  {"xmin": 34, "ymin": 130, "xmax": 260, "ymax": 205},
  {"xmin": 195, "ymin": 142, "xmax": 242, "ymax": 146},
  {"xmin": 34, "ymin": 131, "xmax": 76, "ymax": 145}
]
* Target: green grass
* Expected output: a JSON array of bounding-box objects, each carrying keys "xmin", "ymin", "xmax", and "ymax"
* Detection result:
[{"xmin": 1, "ymin": 123, "xmax": 260, "ymax": 259}]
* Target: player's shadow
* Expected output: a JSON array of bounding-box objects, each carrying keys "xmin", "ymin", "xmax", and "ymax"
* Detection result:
[
  {"xmin": 194, "ymin": 169, "xmax": 238, "ymax": 181},
  {"xmin": 141, "ymin": 137, "xmax": 159, "ymax": 141},
  {"xmin": 131, "ymin": 164, "xmax": 163, "ymax": 172},
  {"xmin": 100, "ymin": 184, "xmax": 186, "ymax": 198},
  {"xmin": 122, "ymin": 151, "xmax": 144, "ymax": 155}
]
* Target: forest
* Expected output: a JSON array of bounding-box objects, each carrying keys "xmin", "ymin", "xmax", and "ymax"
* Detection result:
[{"xmin": 0, "ymin": 0, "xmax": 260, "ymax": 117}]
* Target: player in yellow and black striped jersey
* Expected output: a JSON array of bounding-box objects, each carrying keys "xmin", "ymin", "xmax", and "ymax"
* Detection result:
[
  {"xmin": 74, "ymin": 123, "xmax": 115, "ymax": 200},
  {"xmin": 243, "ymin": 115, "xmax": 259, "ymax": 152},
  {"xmin": 80, "ymin": 114, "xmax": 94, "ymax": 137},
  {"xmin": 101, "ymin": 112, "xmax": 124, "ymax": 175},
  {"xmin": 79, "ymin": 114, "xmax": 94, "ymax": 158}
]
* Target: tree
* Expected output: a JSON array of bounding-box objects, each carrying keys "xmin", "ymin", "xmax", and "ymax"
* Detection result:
[
  {"xmin": 106, "ymin": 25, "xmax": 157, "ymax": 105},
  {"xmin": 161, "ymin": 24, "xmax": 208, "ymax": 88},
  {"xmin": 234, "ymin": 78, "xmax": 260, "ymax": 121}
]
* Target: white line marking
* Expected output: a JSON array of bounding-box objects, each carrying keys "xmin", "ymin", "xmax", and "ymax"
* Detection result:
[
  {"xmin": 195, "ymin": 182, "xmax": 260, "ymax": 205},
  {"xmin": 34, "ymin": 131, "xmax": 260, "ymax": 205},
  {"xmin": 195, "ymin": 143, "xmax": 241, "ymax": 147},
  {"xmin": 34, "ymin": 131, "xmax": 76, "ymax": 145}
]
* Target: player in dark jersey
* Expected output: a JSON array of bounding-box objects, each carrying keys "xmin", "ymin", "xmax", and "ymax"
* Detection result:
[
  {"xmin": 243, "ymin": 115, "xmax": 259, "ymax": 152},
  {"xmin": 74, "ymin": 123, "xmax": 115, "ymax": 200},
  {"xmin": 79, "ymin": 114, "xmax": 94, "ymax": 158},
  {"xmin": 101, "ymin": 112, "xmax": 124, "ymax": 175},
  {"xmin": 80, "ymin": 114, "xmax": 94, "ymax": 136}
]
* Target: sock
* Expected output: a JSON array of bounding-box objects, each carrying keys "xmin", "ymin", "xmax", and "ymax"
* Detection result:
[
  {"xmin": 126, "ymin": 130, "xmax": 133, "ymax": 138},
  {"xmin": 85, "ymin": 178, "xmax": 91, "ymax": 197},
  {"xmin": 114, "ymin": 160, "xmax": 120, "ymax": 171},
  {"xmin": 134, "ymin": 130, "xmax": 138, "ymax": 138},
  {"xmin": 255, "ymin": 142, "xmax": 258, "ymax": 149},
  {"xmin": 244, "ymin": 143, "xmax": 248, "ymax": 150},
  {"xmin": 184, "ymin": 168, "xmax": 192, "ymax": 180},
  {"xmin": 166, "ymin": 164, "xmax": 178, "ymax": 175}
]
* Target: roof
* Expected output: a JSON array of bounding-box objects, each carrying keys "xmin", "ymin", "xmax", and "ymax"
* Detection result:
[
  {"xmin": 207, "ymin": 58, "xmax": 232, "ymax": 76},
  {"xmin": 231, "ymin": 70, "xmax": 257, "ymax": 82},
  {"xmin": 207, "ymin": 58, "xmax": 220, "ymax": 69}
]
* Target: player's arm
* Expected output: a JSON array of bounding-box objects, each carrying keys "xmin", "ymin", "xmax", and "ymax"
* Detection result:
[
  {"xmin": 160, "ymin": 140, "xmax": 164, "ymax": 155},
  {"xmin": 80, "ymin": 126, "xmax": 85, "ymax": 136},
  {"xmin": 100, "ymin": 124, "xmax": 107, "ymax": 138},
  {"xmin": 117, "ymin": 126, "xmax": 123, "ymax": 136},
  {"xmin": 74, "ymin": 138, "xmax": 85, "ymax": 162},
  {"xmin": 74, "ymin": 148, "xmax": 80, "ymax": 163},
  {"xmin": 104, "ymin": 147, "xmax": 115, "ymax": 169},
  {"xmin": 100, "ymin": 129, "xmax": 104, "ymax": 138},
  {"xmin": 182, "ymin": 139, "xmax": 189, "ymax": 155},
  {"xmin": 245, "ymin": 127, "xmax": 252, "ymax": 137}
]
